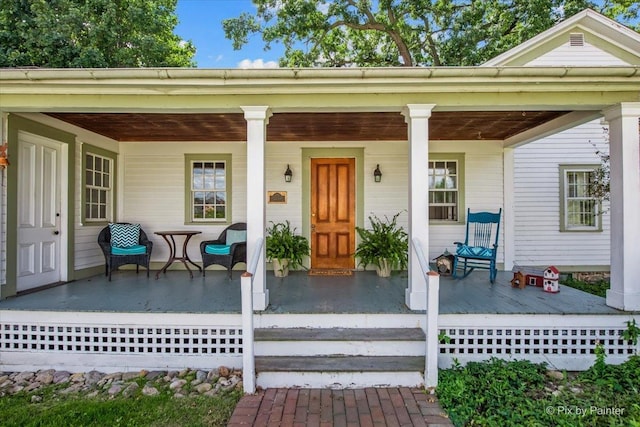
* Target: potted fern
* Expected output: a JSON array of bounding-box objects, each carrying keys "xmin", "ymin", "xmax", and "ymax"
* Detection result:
[
  {"xmin": 266, "ymin": 221, "xmax": 310, "ymax": 277},
  {"xmin": 355, "ymin": 212, "xmax": 408, "ymax": 277}
]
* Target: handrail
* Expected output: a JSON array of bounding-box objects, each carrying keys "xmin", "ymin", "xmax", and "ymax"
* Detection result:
[
  {"xmin": 246, "ymin": 237, "xmax": 264, "ymax": 276},
  {"xmin": 241, "ymin": 237, "xmax": 264, "ymax": 394},
  {"xmin": 412, "ymin": 238, "xmax": 440, "ymax": 388},
  {"xmin": 412, "ymin": 238, "xmax": 431, "ymax": 282}
]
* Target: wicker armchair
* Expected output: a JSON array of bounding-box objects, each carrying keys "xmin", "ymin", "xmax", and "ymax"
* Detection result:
[
  {"xmin": 98, "ymin": 223, "xmax": 153, "ymax": 281},
  {"xmin": 200, "ymin": 223, "xmax": 247, "ymax": 278}
]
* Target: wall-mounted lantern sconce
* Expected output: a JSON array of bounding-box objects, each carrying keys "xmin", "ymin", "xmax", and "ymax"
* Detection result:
[
  {"xmin": 373, "ymin": 164, "xmax": 382, "ymax": 183},
  {"xmin": 284, "ymin": 164, "xmax": 293, "ymax": 182}
]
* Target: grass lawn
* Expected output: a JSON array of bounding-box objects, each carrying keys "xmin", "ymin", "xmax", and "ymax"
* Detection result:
[{"xmin": 0, "ymin": 382, "xmax": 242, "ymax": 427}]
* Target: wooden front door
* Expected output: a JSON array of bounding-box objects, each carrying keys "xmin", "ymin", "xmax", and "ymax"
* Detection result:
[{"xmin": 310, "ymin": 158, "xmax": 355, "ymax": 269}]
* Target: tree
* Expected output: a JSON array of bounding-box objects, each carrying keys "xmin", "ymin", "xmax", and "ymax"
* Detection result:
[
  {"xmin": 223, "ymin": 0, "xmax": 639, "ymax": 67},
  {"xmin": 0, "ymin": 0, "xmax": 195, "ymax": 68}
]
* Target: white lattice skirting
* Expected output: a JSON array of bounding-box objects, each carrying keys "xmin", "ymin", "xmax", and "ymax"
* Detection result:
[
  {"xmin": 1, "ymin": 311, "xmax": 638, "ymax": 373},
  {"xmin": 0, "ymin": 311, "xmax": 243, "ymax": 372},
  {"xmin": 438, "ymin": 314, "xmax": 640, "ymax": 370}
]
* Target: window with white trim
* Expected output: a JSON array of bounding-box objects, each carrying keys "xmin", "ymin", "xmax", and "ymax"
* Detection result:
[
  {"xmin": 560, "ymin": 165, "xmax": 601, "ymax": 231},
  {"xmin": 428, "ymin": 155, "xmax": 464, "ymax": 222},
  {"xmin": 185, "ymin": 154, "xmax": 232, "ymax": 223},
  {"xmin": 83, "ymin": 149, "xmax": 114, "ymax": 223}
]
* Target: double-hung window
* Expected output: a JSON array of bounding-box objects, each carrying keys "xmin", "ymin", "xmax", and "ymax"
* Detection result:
[
  {"xmin": 185, "ymin": 154, "xmax": 232, "ymax": 223},
  {"xmin": 560, "ymin": 165, "xmax": 601, "ymax": 231},
  {"xmin": 428, "ymin": 154, "xmax": 465, "ymax": 222},
  {"xmin": 82, "ymin": 145, "xmax": 116, "ymax": 224}
]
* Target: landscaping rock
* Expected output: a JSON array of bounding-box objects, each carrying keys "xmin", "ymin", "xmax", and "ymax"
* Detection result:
[
  {"xmin": 0, "ymin": 366, "xmax": 241, "ymax": 401},
  {"xmin": 546, "ymin": 370, "xmax": 564, "ymax": 380}
]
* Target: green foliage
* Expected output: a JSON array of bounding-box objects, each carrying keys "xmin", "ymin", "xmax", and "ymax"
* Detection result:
[
  {"xmin": 223, "ymin": 0, "xmax": 639, "ymax": 67},
  {"xmin": 0, "ymin": 0, "xmax": 195, "ymax": 67},
  {"xmin": 0, "ymin": 385, "xmax": 241, "ymax": 427},
  {"xmin": 438, "ymin": 356, "xmax": 640, "ymax": 426},
  {"xmin": 621, "ymin": 319, "xmax": 640, "ymax": 347},
  {"xmin": 561, "ymin": 276, "xmax": 609, "ymax": 297},
  {"xmin": 355, "ymin": 211, "xmax": 408, "ymax": 271},
  {"xmin": 265, "ymin": 220, "xmax": 310, "ymax": 270}
]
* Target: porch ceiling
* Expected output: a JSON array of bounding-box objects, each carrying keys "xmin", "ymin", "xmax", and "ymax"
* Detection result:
[{"xmin": 46, "ymin": 110, "xmax": 569, "ymax": 142}]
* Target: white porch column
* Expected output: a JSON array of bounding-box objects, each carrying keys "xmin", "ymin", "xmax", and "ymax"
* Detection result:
[
  {"xmin": 603, "ymin": 102, "xmax": 640, "ymax": 311},
  {"xmin": 241, "ymin": 106, "xmax": 271, "ymax": 310},
  {"xmin": 502, "ymin": 147, "xmax": 515, "ymax": 271},
  {"xmin": 404, "ymin": 104, "xmax": 436, "ymax": 310}
]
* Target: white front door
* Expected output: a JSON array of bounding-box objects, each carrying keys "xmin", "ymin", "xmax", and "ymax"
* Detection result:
[{"xmin": 17, "ymin": 131, "xmax": 63, "ymax": 291}]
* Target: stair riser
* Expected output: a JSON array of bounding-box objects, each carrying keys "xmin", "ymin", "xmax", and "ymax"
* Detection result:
[
  {"xmin": 255, "ymin": 341, "xmax": 425, "ymax": 357},
  {"xmin": 255, "ymin": 313, "xmax": 425, "ymax": 329},
  {"xmin": 256, "ymin": 371, "xmax": 424, "ymax": 389}
]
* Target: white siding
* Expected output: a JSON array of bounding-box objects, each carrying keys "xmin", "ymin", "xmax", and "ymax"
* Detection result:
[
  {"xmin": 514, "ymin": 31, "xmax": 623, "ymax": 269},
  {"xmin": 525, "ymin": 41, "xmax": 631, "ymax": 66},
  {"xmin": 113, "ymin": 139, "xmax": 506, "ymax": 266},
  {"xmin": 513, "ymin": 120, "xmax": 610, "ymax": 267},
  {"xmin": 121, "ymin": 142, "xmax": 247, "ymax": 264},
  {"xmin": 430, "ymin": 141, "xmax": 505, "ymax": 263}
]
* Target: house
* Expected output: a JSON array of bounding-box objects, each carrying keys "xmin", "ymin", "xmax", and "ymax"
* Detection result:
[
  {"xmin": 484, "ymin": 10, "xmax": 638, "ymax": 287},
  {"xmin": 0, "ymin": 9, "xmax": 638, "ymax": 390}
]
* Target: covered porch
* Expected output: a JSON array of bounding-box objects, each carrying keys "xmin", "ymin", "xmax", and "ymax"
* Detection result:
[
  {"xmin": 0, "ymin": 269, "xmax": 623, "ymax": 316},
  {"xmin": 1, "ymin": 269, "xmax": 637, "ymax": 378},
  {"xmin": 1, "ymin": 68, "xmax": 639, "ymax": 314}
]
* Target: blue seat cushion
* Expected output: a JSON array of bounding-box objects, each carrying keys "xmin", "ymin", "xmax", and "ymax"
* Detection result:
[
  {"xmin": 109, "ymin": 223, "xmax": 140, "ymax": 248},
  {"xmin": 111, "ymin": 244, "xmax": 147, "ymax": 255},
  {"xmin": 456, "ymin": 245, "xmax": 494, "ymax": 258},
  {"xmin": 205, "ymin": 244, "xmax": 231, "ymax": 255},
  {"xmin": 226, "ymin": 230, "xmax": 246, "ymax": 246}
]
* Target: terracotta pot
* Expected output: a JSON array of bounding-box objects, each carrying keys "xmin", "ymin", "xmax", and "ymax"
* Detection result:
[
  {"xmin": 272, "ymin": 258, "xmax": 290, "ymax": 277},
  {"xmin": 375, "ymin": 258, "xmax": 392, "ymax": 277}
]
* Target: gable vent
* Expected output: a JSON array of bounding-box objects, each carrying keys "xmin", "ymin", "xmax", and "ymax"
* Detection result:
[{"xmin": 569, "ymin": 33, "xmax": 585, "ymax": 47}]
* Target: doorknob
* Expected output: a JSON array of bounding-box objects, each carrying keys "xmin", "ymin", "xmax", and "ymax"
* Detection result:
[
  {"xmin": 53, "ymin": 230, "xmax": 60, "ymax": 235},
  {"xmin": 311, "ymin": 224, "xmax": 316, "ymax": 232}
]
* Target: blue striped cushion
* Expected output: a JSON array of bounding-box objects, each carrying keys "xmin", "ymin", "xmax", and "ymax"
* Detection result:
[
  {"xmin": 205, "ymin": 244, "xmax": 231, "ymax": 255},
  {"xmin": 111, "ymin": 244, "xmax": 146, "ymax": 255},
  {"xmin": 456, "ymin": 245, "xmax": 493, "ymax": 258},
  {"xmin": 109, "ymin": 223, "xmax": 140, "ymax": 248}
]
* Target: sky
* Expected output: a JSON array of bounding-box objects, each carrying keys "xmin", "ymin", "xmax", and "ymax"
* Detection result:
[{"xmin": 175, "ymin": 0, "xmax": 282, "ymax": 68}]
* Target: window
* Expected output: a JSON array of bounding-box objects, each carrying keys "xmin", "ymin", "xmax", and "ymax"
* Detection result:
[
  {"xmin": 82, "ymin": 145, "xmax": 116, "ymax": 224},
  {"xmin": 428, "ymin": 154, "xmax": 465, "ymax": 222},
  {"xmin": 560, "ymin": 165, "xmax": 601, "ymax": 231},
  {"xmin": 185, "ymin": 154, "xmax": 232, "ymax": 224}
]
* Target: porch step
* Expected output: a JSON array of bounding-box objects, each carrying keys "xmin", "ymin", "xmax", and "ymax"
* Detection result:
[
  {"xmin": 255, "ymin": 355, "xmax": 424, "ymax": 372},
  {"xmin": 254, "ymin": 327, "xmax": 425, "ymax": 356},
  {"xmin": 254, "ymin": 328, "xmax": 426, "ymax": 388}
]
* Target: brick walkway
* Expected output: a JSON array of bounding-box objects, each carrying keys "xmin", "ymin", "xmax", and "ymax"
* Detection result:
[{"xmin": 228, "ymin": 387, "xmax": 454, "ymax": 426}]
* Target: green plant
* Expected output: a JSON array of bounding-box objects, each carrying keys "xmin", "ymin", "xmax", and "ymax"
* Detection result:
[
  {"xmin": 561, "ymin": 276, "xmax": 609, "ymax": 297},
  {"xmin": 621, "ymin": 319, "xmax": 640, "ymax": 351},
  {"xmin": 438, "ymin": 330, "xmax": 451, "ymax": 344},
  {"xmin": 355, "ymin": 211, "xmax": 408, "ymax": 271},
  {"xmin": 265, "ymin": 221, "xmax": 310, "ymax": 270},
  {"xmin": 593, "ymin": 340, "xmax": 607, "ymax": 376},
  {"xmin": 438, "ymin": 356, "xmax": 640, "ymax": 426}
]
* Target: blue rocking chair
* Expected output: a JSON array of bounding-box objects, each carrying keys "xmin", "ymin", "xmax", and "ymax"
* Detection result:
[{"xmin": 453, "ymin": 208, "xmax": 502, "ymax": 283}]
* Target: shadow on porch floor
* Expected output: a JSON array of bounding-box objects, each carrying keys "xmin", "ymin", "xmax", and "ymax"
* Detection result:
[{"xmin": 0, "ymin": 269, "xmax": 626, "ymax": 315}]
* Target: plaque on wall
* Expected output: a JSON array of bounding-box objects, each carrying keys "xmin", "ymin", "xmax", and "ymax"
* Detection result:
[{"xmin": 268, "ymin": 191, "xmax": 287, "ymax": 204}]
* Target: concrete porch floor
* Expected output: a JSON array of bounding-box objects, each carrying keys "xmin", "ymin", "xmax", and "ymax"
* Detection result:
[{"xmin": 0, "ymin": 268, "xmax": 625, "ymax": 315}]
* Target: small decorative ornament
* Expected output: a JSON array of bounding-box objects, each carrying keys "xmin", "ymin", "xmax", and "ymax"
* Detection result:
[
  {"xmin": 511, "ymin": 271, "xmax": 526, "ymax": 289},
  {"xmin": 543, "ymin": 266, "xmax": 560, "ymax": 293},
  {"xmin": 0, "ymin": 143, "xmax": 9, "ymax": 168},
  {"xmin": 434, "ymin": 249, "xmax": 455, "ymax": 275}
]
